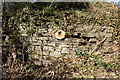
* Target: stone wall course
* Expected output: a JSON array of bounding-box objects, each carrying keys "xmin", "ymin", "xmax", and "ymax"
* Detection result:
[{"xmin": 26, "ymin": 25, "xmax": 114, "ymax": 65}]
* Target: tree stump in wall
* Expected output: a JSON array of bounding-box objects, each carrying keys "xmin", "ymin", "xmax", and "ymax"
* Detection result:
[
  {"xmin": 52, "ymin": 29, "xmax": 80, "ymax": 39},
  {"xmin": 52, "ymin": 30, "xmax": 66, "ymax": 39}
]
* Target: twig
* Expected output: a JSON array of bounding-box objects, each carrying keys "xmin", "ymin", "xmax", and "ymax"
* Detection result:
[
  {"xmin": 90, "ymin": 37, "xmax": 107, "ymax": 54},
  {"xmin": 79, "ymin": 71, "xmax": 86, "ymax": 78},
  {"xmin": 22, "ymin": 37, "xmax": 25, "ymax": 63},
  {"xmin": 40, "ymin": 40, "xmax": 44, "ymax": 65},
  {"xmin": 48, "ymin": 3, "xmax": 53, "ymax": 8}
]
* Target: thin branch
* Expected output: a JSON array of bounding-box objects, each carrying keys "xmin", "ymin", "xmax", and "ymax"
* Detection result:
[{"xmin": 90, "ymin": 37, "xmax": 107, "ymax": 54}]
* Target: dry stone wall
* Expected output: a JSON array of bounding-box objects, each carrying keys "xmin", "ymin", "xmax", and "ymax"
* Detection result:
[{"xmin": 26, "ymin": 24, "xmax": 114, "ymax": 66}]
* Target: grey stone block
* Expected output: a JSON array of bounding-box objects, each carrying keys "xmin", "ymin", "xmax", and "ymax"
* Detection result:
[
  {"xmin": 100, "ymin": 32, "xmax": 112, "ymax": 38},
  {"xmin": 31, "ymin": 37, "xmax": 37, "ymax": 41},
  {"xmin": 75, "ymin": 27, "xmax": 85, "ymax": 32},
  {"xmin": 64, "ymin": 54, "xmax": 76, "ymax": 58},
  {"xmin": 83, "ymin": 25, "xmax": 93, "ymax": 31},
  {"xmin": 59, "ymin": 44, "xmax": 69, "ymax": 48},
  {"xmin": 69, "ymin": 47, "xmax": 78, "ymax": 51},
  {"xmin": 55, "ymin": 48, "xmax": 62, "ymax": 52},
  {"xmin": 69, "ymin": 50, "xmax": 76, "ymax": 55},
  {"xmin": 32, "ymin": 43, "xmax": 40, "ymax": 46},
  {"xmin": 43, "ymin": 46, "xmax": 49, "ymax": 50},
  {"xmin": 34, "ymin": 60, "xmax": 42, "ymax": 66},
  {"xmin": 61, "ymin": 48, "xmax": 69, "ymax": 54},
  {"xmin": 72, "ymin": 43, "xmax": 79, "ymax": 48},
  {"xmin": 50, "ymin": 51, "xmax": 61, "ymax": 57},
  {"xmin": 33, "ymin": 37, "xmax": 48, "ymax": 41},
  {"xmin": 67, "ymin": 25, "xmax": 74, "ymax": 30},
  {"xmin": 38, "ymin": 29, "xmax": 46, "ymax": 32},
  {"xmin": 42, "ymin": 59, "xmax": 52, "ymax": 66},
  {"xmin": 43, "ymin": 51, "xmax": 50, "ymax": 56},
  {"xmin": 89, "ymin": 38, "xmax": 97, "ymax": 43},
  {"xmin": 83, "ymin": 33, "xmax": 96, "ymax": 38},
  {"xmin": 48, "ymin": 47, "xmax": 55, "ymax": 52},
  {"xmin": 48, "ymin": 42, "xmax": 56, "ymax": 47},
  {"xmin": 34, "ymin": 46, "xmax": 41, "ymax": 50}
]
